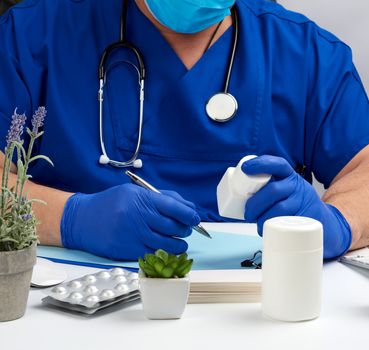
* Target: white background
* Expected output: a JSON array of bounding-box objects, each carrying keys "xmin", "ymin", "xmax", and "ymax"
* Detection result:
[{"xmin": 279, "ymin": 0, "xmax": 369, "ymax": 92}]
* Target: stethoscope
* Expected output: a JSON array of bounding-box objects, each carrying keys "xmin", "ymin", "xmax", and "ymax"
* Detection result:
[{"xmin": 98, "ymin": 0, "xmax": 239, "ymax": 169}]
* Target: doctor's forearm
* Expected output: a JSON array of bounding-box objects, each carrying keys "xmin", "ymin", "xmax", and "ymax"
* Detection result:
[
  {"xmin": 323, "ymin": 156, "xmax": 369, "ymax": 251},
  {"xmin": 0, "ymin": 161, "xmax": 72, "ymax": 246}
]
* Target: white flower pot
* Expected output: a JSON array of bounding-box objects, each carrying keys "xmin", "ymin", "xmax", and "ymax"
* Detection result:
[{"xmin": 138, "ymin": 270, "xmax": 190, "ymax": 320}]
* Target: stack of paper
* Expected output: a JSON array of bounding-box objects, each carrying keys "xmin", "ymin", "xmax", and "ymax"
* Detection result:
[{"xmin": 189, "ymin": 269, "xmax": 261, "ymax": 303}]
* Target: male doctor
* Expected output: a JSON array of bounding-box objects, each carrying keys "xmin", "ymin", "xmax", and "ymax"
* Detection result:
[{"xmin": 0, "ymin": 0, "xmax": 368, "ymax": 260}]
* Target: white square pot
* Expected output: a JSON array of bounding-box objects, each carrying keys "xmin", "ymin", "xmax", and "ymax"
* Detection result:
[{"xmin": 138, "ymin": 270, "xmax": 190, "ymax": 320}]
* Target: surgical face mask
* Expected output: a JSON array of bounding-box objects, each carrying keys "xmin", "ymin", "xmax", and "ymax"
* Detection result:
[{"xmin": 144, "ymin": 0, "xmax": 235, "ymax": 34}]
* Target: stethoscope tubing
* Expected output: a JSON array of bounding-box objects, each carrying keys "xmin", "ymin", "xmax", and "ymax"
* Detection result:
[{"xmin": 98, "ymin": 0, "xmax": 238, "ymax": 168}]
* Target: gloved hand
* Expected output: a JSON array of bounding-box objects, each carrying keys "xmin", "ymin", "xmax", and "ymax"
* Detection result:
[
  {"xmin": 242, "ymin": 155, "xmax": 352, "ymax": 259},
  {"xmin": 60, "ymin": 183, "xmax": 200, "ymax": 260}
]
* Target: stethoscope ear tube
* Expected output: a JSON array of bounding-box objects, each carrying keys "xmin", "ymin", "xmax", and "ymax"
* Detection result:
[{"xmin": 98, "ymin": 42, "xmax": 146, "ymax": 81}]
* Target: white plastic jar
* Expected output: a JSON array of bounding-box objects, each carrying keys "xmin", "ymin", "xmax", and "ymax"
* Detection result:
[{"xmin": 262, "ymin": 216, "xmax": 323, "ymax": 322}]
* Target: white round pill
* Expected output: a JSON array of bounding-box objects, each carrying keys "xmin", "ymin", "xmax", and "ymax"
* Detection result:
[
  {"xmin": 84, "ymin": 285, "xmax": 99, "ymax": 294},
  {"xmin": 98, "ymin": 271, "xmax": 111, "ymax": 279},
  {"xmin": 85, "ymin": 295, "xmax": 100, "ymax": 304},
  {"xmin": 83, "ymin": 275, "xmax": 97, "ymax": 283},
  {"xmin": 100, "ymin": 289, "xmax": 115, "ymax": 299},
  {"xmin": 69, "ymin": 292, "xmax": 83, "ymax": 301},
  {"xmin": 115, "ymin": 283, "xmax": 129, "ymax": 293},
  {"xmin": 51, "ymin": 286, "xmax": 67, "ymax": 295},
  {"xmin": 130, "ymin": 280, "xmax": 139, "ymax": 289},
  {"xmin": 128, "ymin": 273, "xmax": 138, "ymax": 281},
  {"xmin": 114, "ymin": 275, "xmax": 127, "ymax": 283},
  {"xmin": 68, "ymin": 280, "xmax": 83, "ymax": 289},
  {"xmin": 110, "ymin": 268, "xmax": 125, "ymax": 276}
]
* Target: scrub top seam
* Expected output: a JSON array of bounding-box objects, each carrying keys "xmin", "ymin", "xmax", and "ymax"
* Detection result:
[
  {"xmin": 242, "ymin": 1, "xmax": 352, "ymax": 52},
  {"xmin": 243, "ymin": 1, "xmax": 311, "ymax": 26}
]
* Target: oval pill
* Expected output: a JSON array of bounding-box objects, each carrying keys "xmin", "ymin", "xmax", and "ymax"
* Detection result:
[
  {"xmin": 114, "ymin": 275, "xmax": 127, "ymax": 283},
  {"xmin": 85, "ymin": 295, "xmax": 100, "ymax": 304},
  {"xmin": 110, "ymin": 268, "xmax": 125, "ymax": 276},
  {"xmin": 84, "ymin": 285, "xmax": 99, "ymax": 294},
  {"xmin": 115, "ymin": 283, "xmax": 129, "ymax": 293},
  {"xmin": 68, "ymin": 280, "xmax": 83, "ymax": 289},
  {"xmin": 83, "ymin": 275, "xmax": 97, "ymax": 283},
  {"xmin": 128, "ymin": 273, "xmax": 138, "ymax": 281},
  {"xmin": 130, "ymin": 280, "xmax": 139, "ymax": 289},
  {"xmin": 97, "ymin": 271, "xmax": 111, "ymax": 279},
  {"xmin": 69, "ymin": 292, "xmax": 83, "ymax": 301},
  {"xmin": 51, "ymin": 286, "xmax": 67, "ymax": 295},
  {"xmin": 100, "ymin": 289, "xmax": 115, "ymax": 299}
]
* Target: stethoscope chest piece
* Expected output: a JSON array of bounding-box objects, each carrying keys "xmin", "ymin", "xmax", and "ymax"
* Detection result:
[{"xmin": 206, "ymin": 92, "xmax": 238, "ymax": 122}]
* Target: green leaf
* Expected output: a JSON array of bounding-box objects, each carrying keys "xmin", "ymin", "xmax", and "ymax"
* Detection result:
[
  {"xmin": 12, "ymin": 141, "xmax": 27, "ymax": 162},
  {"xmin": 138, "ymin": 257, "xmax": 145, "ymax": 270},
  {"xmin": 166, "ymin": 254, "xmax": 178, "ymax": 270},
  {"xmin": 175, "ymin": 259, "xmax": 193, "ymax": 278},
  {"xmin": 29, "ymin": 155, "xmax": 54, "ymax": 167},
  {"xmin": 28, "ymin": 199, "xmax": 47, "ymax": 205},
  {"xmin": 154, "ymin": 261, "xmax": 164, "ymax": 274},
  {"xmin": 178, "ymin": 253, "xmax": 188, "ymax": 263},
  {"xmin": 0, "ymin": 237, "xmax": 19, "ymax": 244},
  {"xmin": 144, "ymin": 253, "xmax": 157, "ymax": 267},
  {"xmin": 143, "ymin": 267, "xmax": 159, "ymax": 278},
  {"xmin": 155, "ymin": 249, "xmax": 169, "ymax": 263},
  {"xmin": 161, "ymin": 267, "xmax": 174, "ymax": 278},
  {"xmin": 17, "ymin": 159, "xmax": 25, "ymax": 179}
]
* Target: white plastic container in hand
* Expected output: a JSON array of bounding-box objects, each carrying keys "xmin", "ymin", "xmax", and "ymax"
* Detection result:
[
  {"xmin": 217, "ymin": 155, "xmax": 271, "ymax": 220},
  {"xmin": 262, "ymin": 216, "xmax": 323, "ymax": 322}
]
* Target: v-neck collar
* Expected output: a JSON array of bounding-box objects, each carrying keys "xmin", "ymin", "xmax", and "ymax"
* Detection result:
[{"xmin": 126, "ymin": 0, "xmax": 234, "ymax": 80}]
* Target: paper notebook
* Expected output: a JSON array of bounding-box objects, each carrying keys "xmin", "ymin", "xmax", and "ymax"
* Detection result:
[{"xmin": 37, "ymin": 230, "xmax": 262, "ymax": 271}]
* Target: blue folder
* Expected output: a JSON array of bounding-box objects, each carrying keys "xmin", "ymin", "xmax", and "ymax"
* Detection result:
[{"xmin": 37, "ymin": 231, "xmax": 262, "ymax": 271}]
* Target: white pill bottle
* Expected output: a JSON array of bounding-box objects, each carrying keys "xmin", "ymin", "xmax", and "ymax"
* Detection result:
[{"xmin": 262, "ymin": 216, "xmax": 323, "ymax": 322}]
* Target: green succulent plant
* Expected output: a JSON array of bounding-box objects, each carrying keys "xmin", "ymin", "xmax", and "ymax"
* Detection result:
[{"xmin": 139, "ymin": 249, "xmax": 193, "ymax": 279}]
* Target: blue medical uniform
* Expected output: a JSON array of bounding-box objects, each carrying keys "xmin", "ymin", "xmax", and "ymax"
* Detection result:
[{"xmin": 0, "ymin": 0, "xmax": 368, "ymax": 221}]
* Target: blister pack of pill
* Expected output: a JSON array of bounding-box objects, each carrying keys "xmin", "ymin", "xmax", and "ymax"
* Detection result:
[{"xmin": 42, "ymin": 268, "xmax": 140, "ymax": 314}]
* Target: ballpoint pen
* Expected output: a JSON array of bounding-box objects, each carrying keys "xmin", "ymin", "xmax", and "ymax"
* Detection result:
[{"xmin": 125, "ymin": 171, "xmax": 212, "ymax": 239}]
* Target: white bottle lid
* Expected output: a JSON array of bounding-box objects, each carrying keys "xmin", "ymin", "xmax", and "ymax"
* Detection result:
[
  {"xmin": 232, "ymin": 155, "xmax": 272, "ymax": 195},
  {"xmin": 263, "ymin": 216, "xmax": 323, "ymax": 252}
]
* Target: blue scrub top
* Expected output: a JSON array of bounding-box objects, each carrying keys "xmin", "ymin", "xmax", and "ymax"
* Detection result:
[{"xmin": 0, "ymin": 0, "xmax": 368, "ymax": 221}]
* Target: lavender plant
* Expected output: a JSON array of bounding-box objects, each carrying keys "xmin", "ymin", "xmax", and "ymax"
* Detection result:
[{"xmin": 0, "ymin": 107, "xmax": 53, "ymax": 251}]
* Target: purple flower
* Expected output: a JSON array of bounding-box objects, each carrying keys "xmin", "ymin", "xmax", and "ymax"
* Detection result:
[
  {"xmin": 6, "ymin": 109, "xmax": 27, "ymax": 148},
  {"xmin": 21, "ymin": 213, "xmax": 33, "ymax": 221},
  {"xmin": 31, "ymin": 106, "xmax": 47, "ymax": 134}
]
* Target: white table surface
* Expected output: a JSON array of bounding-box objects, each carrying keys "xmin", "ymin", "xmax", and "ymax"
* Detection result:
[{"xmin": 2, "ymin": 223, "xmax": 369, "ymax": 350}]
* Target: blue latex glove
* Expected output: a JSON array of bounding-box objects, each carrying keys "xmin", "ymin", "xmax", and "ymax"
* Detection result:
[
  {"xmin": 60, "ymin": 184, "xmax": 200, "ymax": 260},
  {"xmin": 242, "ymin": 155, "xmax": 352, "ymax": 259}
]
